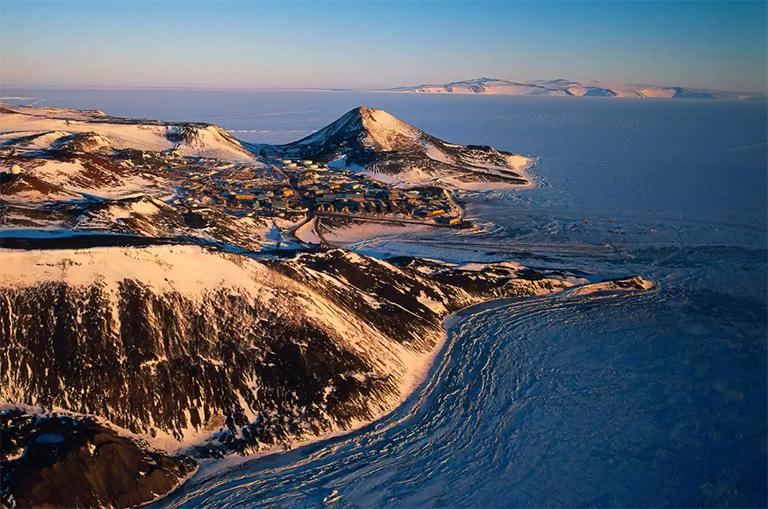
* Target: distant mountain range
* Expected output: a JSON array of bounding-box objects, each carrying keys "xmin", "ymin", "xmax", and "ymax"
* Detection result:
[{"xmin": 388, "ymin": 77, "xmax": 764, "ymax": 99}]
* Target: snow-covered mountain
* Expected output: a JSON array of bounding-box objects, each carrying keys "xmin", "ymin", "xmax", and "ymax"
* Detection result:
[
  {"xmin": 390, "ymin": 77, "xmax": 763, "ymax": 99},
  {"xmin": 257, "ymin": 106, "xmax": 534, "ymax": 189},
  {"xmin": 0, "ymin": 103, "xmax": 256, "ymax": 162},
  {"xmin": 0, "ymin": 245, "xmax": 586, "ymax": 507},
  {"xmin": 0, "ymin": 103, "xmax": 302, "ymax": 253},
  {"xmin": 0, "ymin": 102, "xmax": 652, "ymax": 508}
]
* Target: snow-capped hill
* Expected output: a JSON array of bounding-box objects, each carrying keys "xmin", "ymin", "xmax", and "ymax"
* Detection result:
[
  {"xmin": 2, "ymin": 150, "xmax": 168, "ymax": 200},
  {"xmin": 0, "ymin": 103, "xmax": 256, "ymax": 162},
  {"xmin": 62, "ymin": 193, "xmax": 285, "ymax": 251},
  {"xmin": 0, "ymin": 246, "xmax": 580, "ymax": 478},
  {"xmin": 395, "ymin": 78, "xmax": 570, "ymax": 96},
  {"xmin": 260, "ymin": 106, "xmax": 534, "ymax": 189},
  {"xmin": 0, "ymin": 103, "xmax": 110, "ymax": 121},
  {"xmin": 163, "ymin": 123, "xmax": 254, "ymax": 161},
  {"xmin": 296, "ymin": 106, "xmax": 423, "ymax": 152},
  {"xmin": 1, "ymin": 130, "xmax": 114, "ymax": 155},
  {"xmin": 51, "ymin": 132, "xmax": 113, "ymax": 153},
  {"xmin": 391, "ymin": 77, "xmax": 762, "ymax": 99},
  {"xmin": 1, "ymin": 130, "xmax": 74, "ymax": 150},
  {"xmin": 0, "ymin": 245, "xmax": 580, "ymax": 438},
  {"xmin": 0, "ymin": 171, "xmax": 84, "ymax": 204},
  {"xmin": 70, "ymin": 194, "xmax": 171, "ymax": 233}
]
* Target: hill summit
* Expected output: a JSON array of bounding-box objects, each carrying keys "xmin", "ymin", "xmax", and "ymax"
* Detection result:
[
  {"xmin": 260, "ymin": 106, "xmax": 534, "ymax": 189},
  {"xmin": 294, "ymin": 106, "xmax": 424, "ymax": 152}
]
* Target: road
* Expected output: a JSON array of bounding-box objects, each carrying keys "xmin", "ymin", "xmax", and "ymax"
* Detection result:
[{"xmin": 315, "ymin": 212, "xmax": 455, "ymax": 228}]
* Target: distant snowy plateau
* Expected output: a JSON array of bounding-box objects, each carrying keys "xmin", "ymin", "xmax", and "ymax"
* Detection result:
[
  {"xmin": 0, "ymin": 102, "xmax": 652, "ymax": 508},
  {"xmin": 390, "ymin": 77, "xmax": 765, "ymax": 99}
]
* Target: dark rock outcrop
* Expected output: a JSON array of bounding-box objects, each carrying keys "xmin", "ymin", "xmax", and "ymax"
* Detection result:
[{"xmin": 1, "ymin": 409, "xmax": 196, "ymax": 509}]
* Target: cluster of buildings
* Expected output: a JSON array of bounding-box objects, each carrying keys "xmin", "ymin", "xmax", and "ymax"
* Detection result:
[
  {"xmin": 155, "ymin": 159, "xmax": 305, "ymax": 216},
  {"xmin": 277, "ymin": 158, "xmax": 460, "ymax": 223},
  {"xmin": 150, "ymin": 156, "xmax": 462, "ymax": 225}
]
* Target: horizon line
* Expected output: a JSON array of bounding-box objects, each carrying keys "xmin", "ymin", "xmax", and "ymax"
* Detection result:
[{"xmin": 1, "ymin": 78, "xmax": 766, "ymax": 96}]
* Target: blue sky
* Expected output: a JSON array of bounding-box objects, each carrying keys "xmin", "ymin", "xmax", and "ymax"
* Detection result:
[{"xmin": 1, "ymin": 1, "xmax": 766, "ymax": 92}]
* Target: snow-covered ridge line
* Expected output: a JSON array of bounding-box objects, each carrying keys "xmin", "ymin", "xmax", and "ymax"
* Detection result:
[
  {"xmin": 0, "ymin": 241, "xmax": 653, "ymax": 508},
  {"xmin": 0, "ymin": 102, "xmax": 256, "ymax": 162},
  {"xmin": 387, "ymin": 77, "xmax": 766, "ymax": 100},
  {"xmin": 2, "ymin": 102, "xmax": 536, "ymax": 191},
  {"xmin": 0, "ymin": 246, "xmax": 587, "ymax": 454}
]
